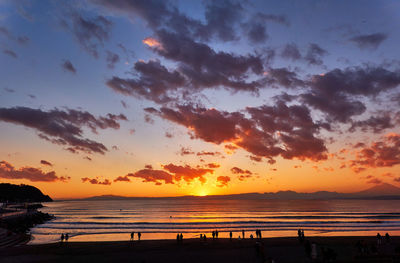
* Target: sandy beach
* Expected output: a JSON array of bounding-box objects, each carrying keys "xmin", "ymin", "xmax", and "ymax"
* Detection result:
[{"xmin": 1, "ymin": 236, "xmax": 400, "ymax": 263}]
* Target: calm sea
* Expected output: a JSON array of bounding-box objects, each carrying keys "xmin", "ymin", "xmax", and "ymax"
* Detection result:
[{"xmin": 30, "ymin": 199, "xmax": 400, "ymax": 244}]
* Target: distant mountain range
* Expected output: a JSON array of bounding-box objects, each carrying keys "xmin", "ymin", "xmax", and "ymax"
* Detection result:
[{"xmin": 79, "ymin": 183, "xmax": 400, "ymax": 201}]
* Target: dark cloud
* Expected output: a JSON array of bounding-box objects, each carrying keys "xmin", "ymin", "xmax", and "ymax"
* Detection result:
[
  {"xmin": 107, "ymin": 59, "xmax": 185, "ymax": 103},
  {"xmin": 304, "ymin": 43, "xmax": 328, "ymax": 66},
  {"xmin": 231, "ymin": 167, "xmax": 252, "ymax": 175},
  {"xmin": 202, "ymin": 0, "xmax": 243, "ymax": 42},
  {"xmin": 249, "ymin": 155, "xmax": 262, "ymax": 162},
  {"xmin": 83, "ymin": 156, "xmax": 92, "ymax": 161},
  {"xmin": 350, "ymin": 33, "xmax": 388, "ymax": 50},
  {"xmin": 127, "ymin": 168, "xmax": 174, "ymax": 185},
  {"xmin": 40, "ymin": 160, "xmax": 53, "ymax": 166},
  {"xmin": 148, "ymin": 101, "xmax": 328, "ymax": 163},
  {"xmin": 207, "ymin": 163, "xmax": 220, "ymax": 169},
  {"xmin": 0, "ymin": 107, "xmax": 127, "ymax": 154},
  {"xmin": 149, "ymin": 30, "xmax": 264, "ymax": 92},
  {"xmin": 238, "ymin": 174, "xmax": 252, "ymax": 181},
  {"xmin": 349, "ymin": 112, "xmax": 394, "ymax": 133},
  {"xmin": 106, "ymin": 50, "xmax": 120, "ymax": 69},
  {"xmin": 366, "ymin": 177, "xmax": 382, "ymax": 185},
  {"xmin": 61, "ymin": 14, "xmax": 112, "ymax": 58},
  {"xmin": 92, "ymin": 0, "xmax": 243, "ymax": 42},
  {"xmin": 302, "ymin": 66, "xmax": 400, "ymax": 122},
  {"xmin": 264, "ymin": 68, "xmax": 305, "ymax": 89},
  {"xmin": 114, "ymin": 175, "xmax": 130, "ymax": 182},
  {"xmin": 0, "ymin": 160, "xmax": 69, "ymax": 182},
  {"xmin": 178, "ymin": 147, "xmax": 195, "ymax": 156},
  {"xmin": 349, "ymin": 133, "xmax": 400, "ymax": 173},
  {"xmin": 61, "ymin": 59, "xmax": 77, "ymax": 74},
  {"xmin": 0, "ymin": 26, "xmax": 29, "ymax": 44},
  {"xmin": 113, "ymin": 164, "xmax": 216, "ymax": 185},
  {"xmin": 4, "ymin": 88, "xmax": 15, "ymax": 93},
  {"xmin": 197, "ymin": 151, "xmax": 222, "ymax": 157},
  {"xmin": 242, "ymin": 13, "xmax": 288, "ymax": 44},
  {"xmin": 3, "ymin": 49, "xmax": 18, "ymax": 58},
  {"xmin": 82, "ymin": 177, "xmax": 112, "ymax": 185},
  {"xmin": 17, "ymin": 36, "xmax": 30, "ymax": 45},
  {"xmin": 216, "ymin": 175, "xmax": 230, "ymax": 187},
  {"xmin": 120, "ymin": 100, "xmax": 128, "ymax": 109},
  {"xmin": 281, "ymin": 43, "xmax": 301, "ymax": 61}
]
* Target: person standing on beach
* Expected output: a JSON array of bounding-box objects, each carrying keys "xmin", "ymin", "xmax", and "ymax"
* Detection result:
[
  {"xmin": 65, "ymin": 233, "xmax": 69, "ymax": 242},
  {"xmin": 180, "ymin": 233, "xmax": 183, "ymax": 243},
  {"xmin": 60, "ymin": 233, "xmax": 64, "ymax": 243},
  {"xmin": 242, "ymin": 230, "xmax": 245, "ymax": 239},
  {"xmin": 138, "ymin": 232, "xmax": 141, "ymax": 241},
  {"xmin": 130, "ymin": 232, "xmax": 134, "ymax": 241},
  {"xmin": 377, "ymin": 233, "xmax": 382, "ymax": 245},
  {"xmin": 229, "ymin": 231, "xmax": 232, "ymax": 241},
  {"xmin": 215, "ymin": 230, "xmax": 218, "ymax": 239}
]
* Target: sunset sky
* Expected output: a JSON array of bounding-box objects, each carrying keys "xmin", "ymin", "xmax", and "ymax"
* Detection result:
[{"xmin": 1, "ymin": 0, "xmax": 400, "ymax": 199}]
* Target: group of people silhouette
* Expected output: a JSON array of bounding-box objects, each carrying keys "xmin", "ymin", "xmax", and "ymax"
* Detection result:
[
  {"xmin": 176, "ymin": 233, "xmax": 183, "ymax": 243},
  {"xmin": 60, "ymin": 233, "xmax": 69, "ymax": 243},
  {"xmin": 211, "ymin": 230, "xmax": 219, "ymax": 239},
  {"xmin": 376, "ymin": 232, "xmax": 390, "ymax": 245},
  {"xmin": 297, "ymin": 228, "xmax": 305, "ymax": 243},
  {"xmin": 130, "ymin": 232, "xmax": 141, "ymax": 241}
]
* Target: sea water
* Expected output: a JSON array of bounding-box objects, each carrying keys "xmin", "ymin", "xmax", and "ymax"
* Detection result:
[{"xmin": 30, "ymin": 199, "xmax": 400, "ymax": 244}]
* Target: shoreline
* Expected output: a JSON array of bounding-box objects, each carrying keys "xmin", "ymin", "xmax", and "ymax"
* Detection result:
[{"xmin": 2, "ymin": 236, "xmax": 400, "ymax": 263}]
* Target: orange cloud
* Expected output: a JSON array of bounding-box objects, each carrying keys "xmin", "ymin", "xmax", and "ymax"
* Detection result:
[
  {"xmin": 0, "ymin": 160, "xmax": 69, "ymax": 182},
  {"xmin": 217, "ymin": 176, "xmax": 230, "ymax": 187},
  {"xmin": 231, "ymin": 166, "xmax": 252, "ymax": 175},
  {"xmin": 349, "ymin": 133, "xmax": 400, "ymax": 173},
  {"xmin": 163, "ymin": 163, "xmax": 213, "ymax": 184},
  {"xmin": 143, "ymin": 37, "xmax": 163, "ymax": 49}
]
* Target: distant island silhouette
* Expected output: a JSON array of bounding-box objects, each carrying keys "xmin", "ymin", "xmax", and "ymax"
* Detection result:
[{"xmin": 76, "ymin": 183, "xmax": 400, "ymax": 201}]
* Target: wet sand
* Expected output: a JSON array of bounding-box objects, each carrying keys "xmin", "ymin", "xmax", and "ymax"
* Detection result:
[{"xmin": 1, "ymin": 236, "xmax": 400, "ymax": 263}]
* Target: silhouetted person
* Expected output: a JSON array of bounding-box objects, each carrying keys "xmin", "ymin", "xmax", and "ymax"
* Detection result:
[
  {"xmin": 250, "ymin": 234, "xmax": 254, "ymax": 239},
  {"xmin": 242, "ymin": 230, "xmax": 245, "ymax": 239},
  {"xmin": 61, "ymin": 233, "xmax": 64, "ymax": 243},
  {"xmin": 229, "ymin": 231, "xmax": 232, "ymax": 241},
  {"xmin": 212, "ymin": 231, "xmax": 215, "ymax": 239},
  {"xmin": 259, "ymin": 230, "xmax": 262, "ymax": 239},
  {"xmin": 200, "ymin": 234, "xmax": 203, "ymax": 240},
  {"xmin": 177, "ymin": 233, "xmax": 180, "ymax": 243},
  {"xmin": 377, "ymin": 233, "xmax": 382, "ymax": 245},
  {"xmin": 65, "ymin": 233, "xmax": 69, "ymax": 242},
  {"xmin": 138, "ymin": 232, "xmax": 141, "ymax": 241},
  {"xmin": 180, "ymin": 233, "xmax": 183, "ymax": 242},
  {"xmin": 385, "ymin": 232, "xmax": 390, "ymax": 243},
  {"xmin": 215, "ymin": 230, "xmax": 218, "ymax": 239},
  {"xmin": 203, "ymin": 234, "xmax": 206, "ymax": 242},
  {"xmin": 131, "ymin": 232, "xmax": 134, "ymax": 240}
]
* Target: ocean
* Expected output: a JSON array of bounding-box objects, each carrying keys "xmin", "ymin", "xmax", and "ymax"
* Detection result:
[{"xmin": 30, "ymin": 199, "xmax": 400, "ymax": 244}]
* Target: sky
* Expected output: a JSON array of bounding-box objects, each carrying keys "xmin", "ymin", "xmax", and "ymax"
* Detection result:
[{"xmin": 1, "ymin": 0, "xmax": 400, "ymax": 199}]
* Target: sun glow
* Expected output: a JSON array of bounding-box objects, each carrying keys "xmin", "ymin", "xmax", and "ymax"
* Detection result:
[{"xmin": 196, "ymin": 189, "xmax": 209, "ymax": 197}]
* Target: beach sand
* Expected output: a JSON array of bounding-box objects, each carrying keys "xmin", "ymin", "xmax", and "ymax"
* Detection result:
[{"xmin": 1, "ymin": 236, "xmax": 399, "ymax": 263}]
